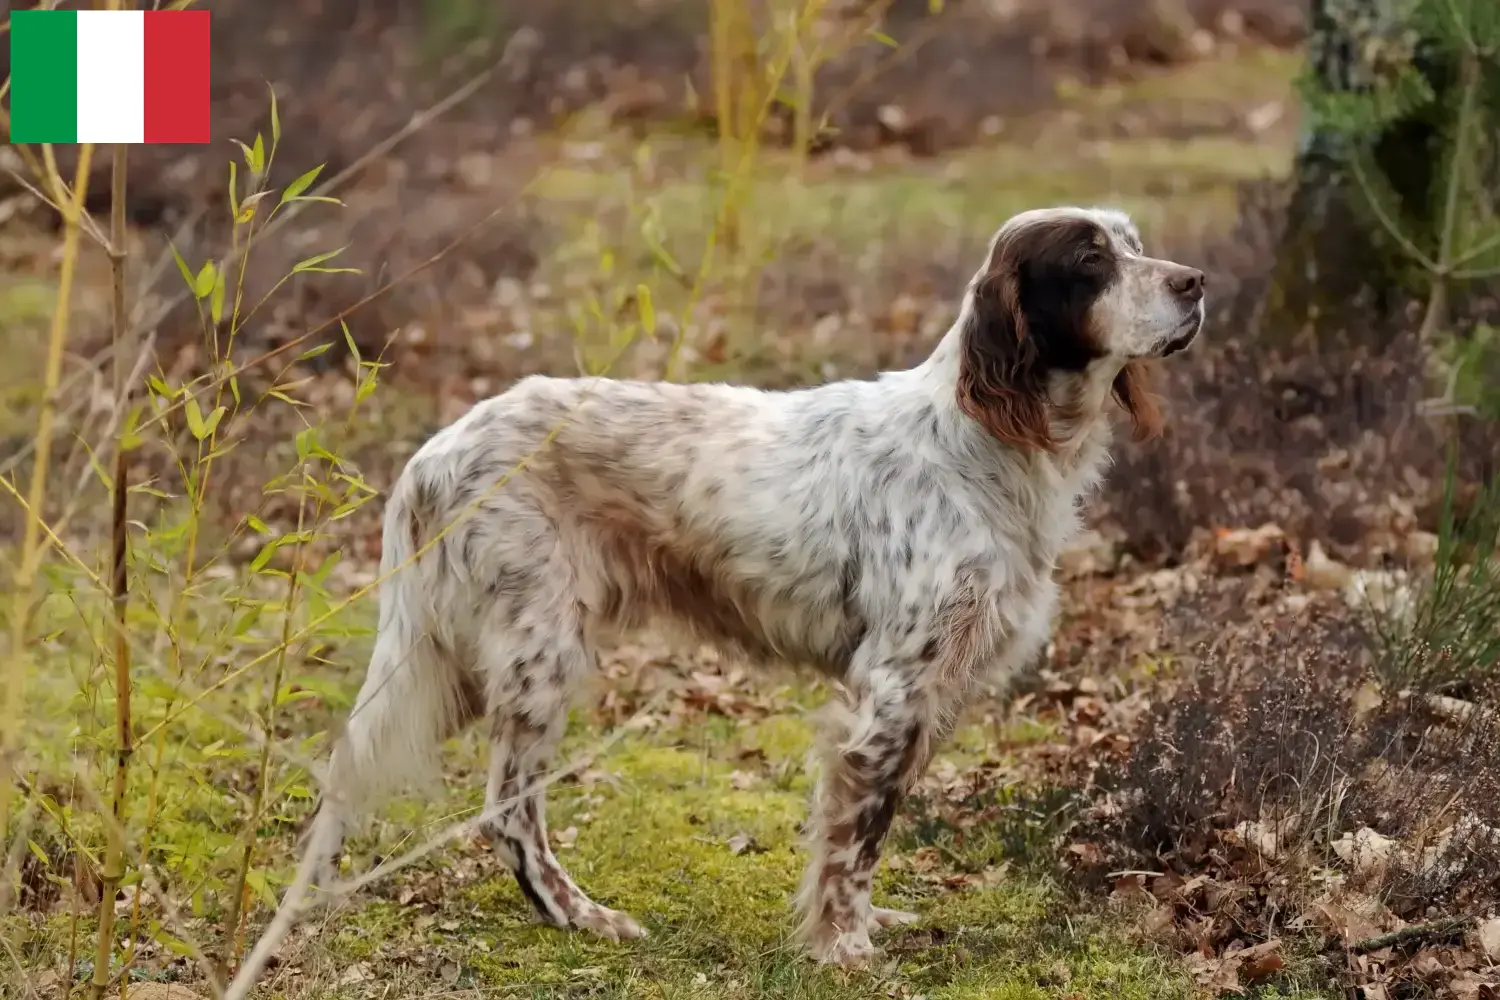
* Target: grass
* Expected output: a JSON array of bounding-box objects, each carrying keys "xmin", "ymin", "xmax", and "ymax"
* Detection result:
[
  {"xmin": 1067, "ymin": 47, "xmax": 1302, "ymax": 111},
  {"xmin": 1373, "ymin": 453, "xmax": 1500, "ymax": 694}
]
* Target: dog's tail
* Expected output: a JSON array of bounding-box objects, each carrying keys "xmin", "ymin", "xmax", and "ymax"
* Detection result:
[{"xmin": 312, "ymin": 470, "xmax": 482, "ymax": 859}]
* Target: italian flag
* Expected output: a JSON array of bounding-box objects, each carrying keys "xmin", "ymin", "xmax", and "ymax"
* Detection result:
[{"xmin": 8, "ymin": 9, "xmax": 210, "ymax": 144}]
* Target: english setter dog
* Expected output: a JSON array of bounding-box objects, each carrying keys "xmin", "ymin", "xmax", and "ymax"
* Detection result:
[{"xmin": 305, "ymin": 205, "xmax": 1204, "ymax": 967}]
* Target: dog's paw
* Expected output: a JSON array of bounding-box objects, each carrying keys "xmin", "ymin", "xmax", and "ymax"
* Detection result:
[
  {"xmin": 306, "ymin": 850, "xmax": 343, "ymax": 894},
  {"xmin": 809, "ymin": 928, "xmax": 877, "ymax": 969},
  {"xmin": 570, "ymin": 903, "xmax": 648, "ymax": 942},
  {"xmin": 867, "ymin": 906, "xmax": 919, "ymax": 932}
]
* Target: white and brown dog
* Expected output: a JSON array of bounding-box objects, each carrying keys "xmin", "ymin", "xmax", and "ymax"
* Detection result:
[{"xmin": 302, "ymin": 205, "xmax": 1204, "ymax": 966}]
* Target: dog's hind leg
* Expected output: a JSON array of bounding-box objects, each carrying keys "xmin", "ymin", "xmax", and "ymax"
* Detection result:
[{"xmin": 476, "ymin": 614, "xmax": 647, "ymax": 942}]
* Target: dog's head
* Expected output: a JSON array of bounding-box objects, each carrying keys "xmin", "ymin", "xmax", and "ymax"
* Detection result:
[{"xmin": 955, "ymin": 206, "xmax": 1205, "ymax": 452}]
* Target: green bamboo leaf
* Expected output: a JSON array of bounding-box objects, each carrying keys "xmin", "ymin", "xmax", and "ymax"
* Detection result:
[
  {"xmin": 183, "ymin": 396, "xmax": 207, "ymax": 440},
  {"xmin": 296, "ymin": 427, "xmax": 317, "ymax": 461},
  {"xmin": 232, "ymin": 605, "xmax": 263, "ymax": 637},
  {"xmin": 342, "ymin": 320, "xmax": 361, "ymax": 366},
  {"xmin": 170, "ymin": 244, "xmax": 195, "ymax": 291},
  {"xmin": 292, "ymin": 247, "xmax": 349, "ymax": 273},
  {"xmin": 86, "ymin": 447, "xmax": 113, "ymax": 493},
  {"xmin": 232, "ymin": 139, "xmax": 256, "ymax": 174},
  {"xmin": 249, "ymin": 538, "xmax": 281, "ymax": 573},
  {"xmin": 119, "ymin": 403, "xmax": 146, "ymax": 452},
  {"xmin": 244, "ymin": 869, "xmax": 278, "ymax": 909},
  {"xmin": 268, "ymin": 83, "xmax": 281, "ymax": 149},
  {"xmin": 154, "ymin": 928, "xmax": 196, "ymax": 958},
  {"xmin": 209, "ymin": 265, "xmax": 227, "ymax": 324},
  {"xmin": 147, "ymin": 374, "xmax": 175, "ymax": 400},
  {"xmin": 265, "ymin": 390, "xmax": 307, "ymax": 407},
  {"xmin": 279, "ymin": 164, "xmax": 324, "ymax": 207},
  {"xmin": 192, "ymin": 260, "xmax": 216, "ymax": 300},
  {"xmin": 637, "ymin": 284, "xmax": 656, "ymax": 338},
  {"xmin": 355, "ymin": 370, "xmax": 379, "ymax": 403}
]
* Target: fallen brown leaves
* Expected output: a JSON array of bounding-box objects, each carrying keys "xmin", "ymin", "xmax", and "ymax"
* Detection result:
[
  {"xmin": 953, "ymin": 517, "xmax": 1500, "ymax": 998},
  {"xmin": 588, "ymin": 640, "xmax": 800, "ymax": 732}
]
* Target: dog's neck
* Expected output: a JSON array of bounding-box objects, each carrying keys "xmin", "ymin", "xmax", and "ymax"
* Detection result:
[
  {"xmin": 1044, "ymin": 359, "xmax": 1125, "ymax": 456},
  {"xmin": 911, "ymin": 321, "xmax": 1121, "ymax": 465}
]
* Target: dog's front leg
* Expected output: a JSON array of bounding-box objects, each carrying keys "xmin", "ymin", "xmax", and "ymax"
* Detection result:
[{"xmin": 796, "ymin": 657, "xmax": 931, "ymax": 968}]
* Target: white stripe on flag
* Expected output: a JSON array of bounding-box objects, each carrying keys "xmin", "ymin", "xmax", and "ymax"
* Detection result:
[{"xmin": 76, "ymin": 10, "xmax": 145, "ymax": 144}]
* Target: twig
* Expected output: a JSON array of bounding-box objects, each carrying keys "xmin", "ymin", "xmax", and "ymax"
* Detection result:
[
  {"xmin": 1397, "ymin": 690, "xmax": 1497, "ymax": 728},
  {"xmin": 0, "ymin": 160, "xmax": 110, "ymax": 249},
  {"xmin": 1348, "ymin": 917, "xmax": 1473, "ymax": 954}
]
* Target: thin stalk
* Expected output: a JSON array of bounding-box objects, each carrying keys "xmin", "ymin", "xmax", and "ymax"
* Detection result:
[
  {"xmin": 709, "ymin": 0, "xmax": 745, "ymax": 258},
  {"xmin": 1418, "ymin": 47, "xmax": 1481, "ymax": 345},
  {"xmin": 65, "ymin": 875, "xmax": 81, "ymax": 988},
  {"xmin": 0, "ymin": 141, "xmax": 96, "ymax": 864},
  {"xmin": 220, "ymin": 486, "xmax": 309, "ymax": 978},
  {"xmin": 92, "ymin": 140, "xmax": 135, "ymax": 1000},
  {"xmin": 790, "ymin": 6, "xmax": 814, "ymax": 178}
]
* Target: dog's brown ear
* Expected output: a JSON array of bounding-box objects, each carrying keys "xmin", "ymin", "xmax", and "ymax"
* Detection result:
[
  {"xmin": 955, "ymin": 268, "xmax": 1055, "ymax": 452},
  {"xmin": 1112, "ymin": 360, "xmax": 1164, "ymax": 441}
]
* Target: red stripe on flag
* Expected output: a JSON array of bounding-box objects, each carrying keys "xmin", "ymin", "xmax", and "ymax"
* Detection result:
[{"xmin": 143, "ymin": 11, "xmax": 211, "ymax": 144}]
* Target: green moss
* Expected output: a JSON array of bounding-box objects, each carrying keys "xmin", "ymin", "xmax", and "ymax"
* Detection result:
[
  {"xmin": 316, "ymin": 730, "xmax": 1180, "ymax": 998},
  {"xmin": 330, "ymin": 902, "xmax": 410, "ymax": 960}
]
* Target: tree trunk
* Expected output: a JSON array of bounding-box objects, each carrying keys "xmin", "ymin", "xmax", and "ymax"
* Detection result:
[{"xmin": 1264, "ymin": 0, "xmax": 1469, "ymax": 344}]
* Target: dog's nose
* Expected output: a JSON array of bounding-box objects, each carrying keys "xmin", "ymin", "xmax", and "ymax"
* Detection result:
[{"xmin": 1168, "ymin": 268, "xmax": 1205, "ymax": 302}]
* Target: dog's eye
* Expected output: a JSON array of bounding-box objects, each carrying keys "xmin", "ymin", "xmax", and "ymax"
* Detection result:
[{"xmin": 1081, "ymin": 249, "xmax": 1104, "ymax": 265}]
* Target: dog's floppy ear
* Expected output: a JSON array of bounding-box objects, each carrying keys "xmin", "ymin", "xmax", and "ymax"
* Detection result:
[
  {"xmin": 955, "ymin": 253, "xmax": 1055, "ymax": 452},
  {"xmin": 1112, "ymin": 360, "xmax": 1164, "ymax": 441}
]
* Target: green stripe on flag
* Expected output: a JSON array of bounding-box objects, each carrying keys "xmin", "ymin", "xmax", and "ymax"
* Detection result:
[{"xmin": 9, "ymin": 10, "xmax": 79, "ymax": 144}]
